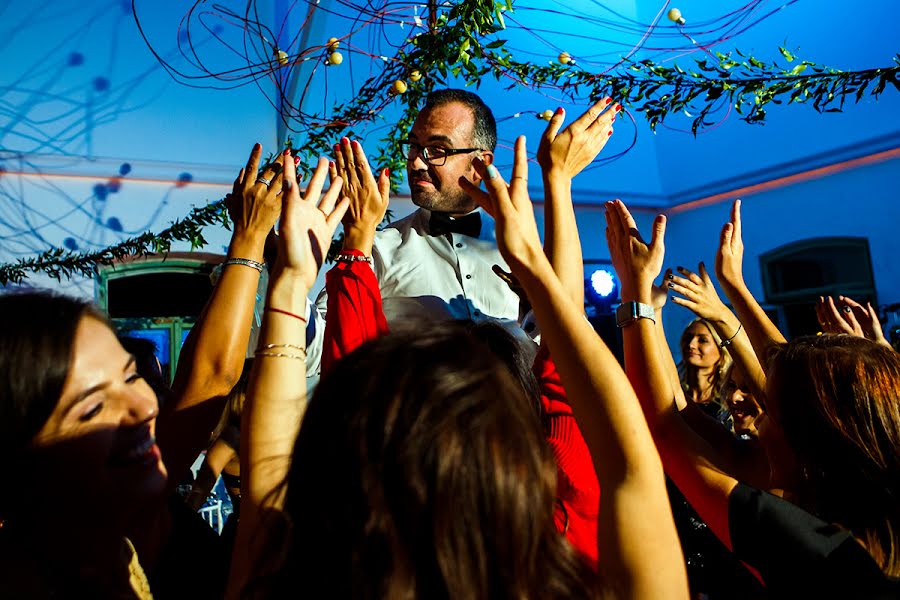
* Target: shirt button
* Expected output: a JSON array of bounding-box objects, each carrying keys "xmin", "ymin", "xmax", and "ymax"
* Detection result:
[{"xmin": 465, "ymin": 274, "xmax": 472, "ymax": 279}]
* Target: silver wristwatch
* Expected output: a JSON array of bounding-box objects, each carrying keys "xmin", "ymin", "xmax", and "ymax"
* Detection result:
[{"xmin": 615, "ymin": 301, "xmax": 656, "ymax": 328}]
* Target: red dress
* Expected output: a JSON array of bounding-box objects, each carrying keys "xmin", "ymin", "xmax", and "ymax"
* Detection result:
[{"xmin": 321, "ymin": 251, "xmax": 599, "ymax": 565}]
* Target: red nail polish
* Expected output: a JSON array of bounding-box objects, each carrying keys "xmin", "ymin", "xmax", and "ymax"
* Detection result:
[
  {"xmin": 615, "ymin": 103, "xmax": 622, "ymax": 112},
  {"xmin": 607, "ymin": 130, "xmax": 612, "ymax": 136},
  {"xmin": 254, "ymin": 142, "xmax": 261, "ymax": 150},
  {"xmin": 294, "ymin": 156, "xmax": 301, "ymax": 166},
  {"xmin": 283, "ymin": 148, "xmax": 291, "ymax": 156},
  {"xmin": 555, "ymin": 106, "xmax": 564, "ymax": 115},
  {"xmin": 605, "ymin": 97, "xmax": 612, "ymax": 105},
  {"xmin": 329, "ymin": 160, "xmax": 335, "ymax": 168},
  {"xmin": 384, "ymin": 168, "xmax": 390, "ymax": 176},
  {"xmin": 351, "ymin": 140, "xmax": 360, "ymax": 148}
]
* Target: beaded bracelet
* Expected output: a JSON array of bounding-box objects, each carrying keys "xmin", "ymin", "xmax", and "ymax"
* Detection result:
[
  {"xmin": 334, "ymin": 252, "xmax": 372, "ymax": 264},
  {"xmin": 719, "ymin": 322, "xmax": 743, "ymax": 348}
]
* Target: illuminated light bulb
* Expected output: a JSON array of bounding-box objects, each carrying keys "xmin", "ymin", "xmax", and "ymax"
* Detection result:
[
  {"xmin": 539, "ymin": 109, "xmax": 554, "ymax": 121},
  {"xmin": 327, "ymin": 51, "xmax": 343, "ymax": 65},
  {"xmin": 392, "ymin": 79, "xmax": 408, "ymax": 94},
  {"xmin": 667, "ymin": 8, "xmax": 685, "ymax": 25},
  {"xmin": 275, "ymin": 49, "xmax": 289, "ymax": 65},
  {"xmin": 558, "ymin": 52, "xmax": 572, "ymax": 65},
  {"xmin": 327, "ymin": 37, "xmax": 340, "ymax": 52},
  {"xmin": 409, "ymin": 69, "xmax": 422, "ymax": 82}
]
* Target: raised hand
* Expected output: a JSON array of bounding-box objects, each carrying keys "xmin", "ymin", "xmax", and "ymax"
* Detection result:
[
  {"xmin": 668, "ymin": 263, "xmax": 732, "ymax": 323},
  {"xmin": 816, "ymin": 295, "xmax": 890, "ymax": 347},
  {"xmin": 715, "ymin": 199, "xmax": 745, "ymax": 290},
  {"xmin": 537, "ymin": 97, "xmax": 619, "ymax": 179},
  {"xmin": 275, "ymin": 154, "xmax": 349, "ymax": 291},
  {"xmin": 228, "ymin": 144, "xmax": 285, "ymax": 241},
  {"xmin": 840, "ymin": 296, "xmax": 890, "ymax": 347},
  {"xmin": 331, "ymin": 137, "xmax": 390, "ymax": 254},
  {"xmin": 651, "ymin": 268, "xmax": 671, "ymax": 311},
  {"xmin": 459, "ymin": 136, "xmax": 543, "ymax": 270},
  {"xmin": 605, "ymin": 199, "xmax": 666, "ymax": 304}
]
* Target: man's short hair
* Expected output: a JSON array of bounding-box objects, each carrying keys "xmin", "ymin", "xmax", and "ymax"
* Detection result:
[{"xmin": 422, "ymin": 89, "xmax": 497, "ymax": 152}]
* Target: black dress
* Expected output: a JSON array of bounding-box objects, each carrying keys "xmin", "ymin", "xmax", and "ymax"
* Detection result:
[{"xmin": 729, "ymin": 483, "xmax": 900, "ymax": 599}]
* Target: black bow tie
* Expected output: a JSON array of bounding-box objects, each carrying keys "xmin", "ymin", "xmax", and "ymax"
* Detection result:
[{"xmin": 429, "ymin": 211, "xmax": 482, "ymax": 238}]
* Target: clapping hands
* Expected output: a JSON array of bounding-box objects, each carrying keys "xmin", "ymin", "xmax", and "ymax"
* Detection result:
[{"xmin": 605, "ymin": 199, "xmax": 667, "ymax": 304}]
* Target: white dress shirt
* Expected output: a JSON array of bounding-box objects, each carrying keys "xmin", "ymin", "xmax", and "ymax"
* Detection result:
[{"xmin": 304, "ymin": 207, "xmax": 522, "ymax": 375}]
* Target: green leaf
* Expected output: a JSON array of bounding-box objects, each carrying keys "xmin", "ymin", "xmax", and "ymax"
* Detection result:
[
  {"xmin": 790, "ymin": 64, "xmax": 807, "ymax": 76},
  {"xmin": 779, "ymin": 47, "xmax": 795, "ymax": 62}
]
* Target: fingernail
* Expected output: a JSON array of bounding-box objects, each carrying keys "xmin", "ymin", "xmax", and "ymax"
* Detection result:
[
  {"xmin": 605, "ymin": 97, "xmax": 612, "ymax": 105},
  {"xmin": 486, "ymin": 164, "xmax": 500, "ymax": 179},
  {"xmin": 294, "ymin": 156, "xmax": 301, "ymax": 166},
  {"xmin": 607, "ymin": 130, "xmax": 612, "ymax": 136},
  {"xmin": 384, "ymin": 168, "xmax": 390, "ymax": 177},
  {"xmin": 555, "ymin": 106, "xmax": 564, "ymax": 115},
  {"xmin": 843, "ymin": 306, "xmax": 852, "ymax": 313},
  {"xmin": 668, "ymin": 282, "xmax": 675, "ymax": 288},
  {"xmin": 667, "ymin": 273, "xmax": 674, "ymax": 280},
  {"xmin": 329, "ymin": 160, "xmax": 335, "ymax": 168},
  {"xmin": 614, "ymin": 103, "xmax": 622, "ymax": 112},
  {"xmin": 351, "ymin": 140, "xmax": 360, "ymax": 148},
  {"xmin": 283, "ymin": 148, "xmax": 291, "ymax": 156},
  {"xmin": 341, "ymin": 137, "xmax": 349, "ymax": 144}
]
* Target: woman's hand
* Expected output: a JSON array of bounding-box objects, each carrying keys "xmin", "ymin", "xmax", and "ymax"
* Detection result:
[
  {"xmin": 274, "ymin": 154, "xmax": 349, "ymax": 291},
  {"xmin": 651, "ymin": 268, "xmax": 671, "ymax": 311},
  {"xmin": 537, "ymin": 98, "xmax": 618, "ymax": 180},
  {"xmin": 715, "ymin": 199, "xmax": 745, "ymax": 291},
  {"xmin": 816, "ymin": 295, "xmax": 891, "ymax": 347},
  {"xmin": 331, "ymin": 137, "xmax": 390, "ymax": 254},
  {"xmin": 459, "ymin": 136, "xmax": 544, "ymax": 271},
  {"xmin": 668, "ymin": 263, "xmax": 732, "ymax": 323},
  {"xmin": 605, "ymin": 199, "xmax": 666, "ymax": 305},
  {"xmin": 228, "ymin": 144, "xmax": 285, "ymax": 243}
]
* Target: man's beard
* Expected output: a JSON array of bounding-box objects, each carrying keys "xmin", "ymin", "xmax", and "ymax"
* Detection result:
[{"xmin": 410, "ymin": 183, "xmax": 474, "ymax": 214}]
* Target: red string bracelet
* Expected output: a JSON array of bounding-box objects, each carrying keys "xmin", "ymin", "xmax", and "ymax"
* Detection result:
[{"xmin": 266, "ymin": 307, "xmax": 307, "ymax": 323}]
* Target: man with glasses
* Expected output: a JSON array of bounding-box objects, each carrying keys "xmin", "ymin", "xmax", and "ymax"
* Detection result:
[{"xmin": 303, "ymin": 88, "xmax": 525, "ymax": 376}]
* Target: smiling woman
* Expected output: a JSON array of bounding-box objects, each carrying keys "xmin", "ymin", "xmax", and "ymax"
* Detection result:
[
  {"xmin": 678, "ymin": 318, "xmax": 733, "ymax": 420},
  {"xmin": 0, "ymin": 292, "xmax": 163, "ymax": 598}
]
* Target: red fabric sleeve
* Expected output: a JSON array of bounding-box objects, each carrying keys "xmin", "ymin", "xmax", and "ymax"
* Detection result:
[
  {"xmin": 533, "ymin": 344, "xmax": 601, "ymax": 568},
  {"xmin": 321, "ymin": 251, "xmax": 389, "ymax": 375}
]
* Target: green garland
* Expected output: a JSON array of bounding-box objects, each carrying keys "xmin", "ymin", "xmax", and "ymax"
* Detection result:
[
  {"xmin": 3, "ymin": 0, "xmax": 899, "ymax": 284},
  {"xmin": 0, "ymin": 201, "xmax": 229, "ymax": 286}
]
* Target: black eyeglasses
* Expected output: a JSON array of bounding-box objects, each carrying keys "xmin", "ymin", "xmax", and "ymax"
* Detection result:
[{"xmin": 400, "ymin": 140, "xmax": 484, "ymax": 167}]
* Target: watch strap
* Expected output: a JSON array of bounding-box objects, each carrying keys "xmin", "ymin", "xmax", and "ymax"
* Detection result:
[{"xmin": 615, "ymin": 301, "xmax": 656, "ymax": 328}]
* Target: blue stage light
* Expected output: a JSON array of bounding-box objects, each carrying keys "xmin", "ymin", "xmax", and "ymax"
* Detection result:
[
  {"xmin": 590, "ymin": 268, "xmax": 616, "ymax": 298},
  {"xmin": 585, "ymin": 267, "xmax": 619, "ymax": 313}
]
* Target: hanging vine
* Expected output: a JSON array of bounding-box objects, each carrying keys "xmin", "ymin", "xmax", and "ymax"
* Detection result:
[{"xmin": 4, "ymin": 0, "xmax": 899, "ymax": 283}]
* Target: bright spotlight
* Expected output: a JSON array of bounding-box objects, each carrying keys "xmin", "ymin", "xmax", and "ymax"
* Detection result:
[{"xmin": 585, "ymin": 266, "xmax": 619, "ymax": 313}]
